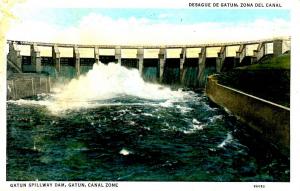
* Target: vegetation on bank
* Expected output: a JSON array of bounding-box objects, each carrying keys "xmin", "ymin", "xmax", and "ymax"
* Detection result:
[
  {"xmin": 237, "ymin": 53, "xmax": 290, "ymax": 70},
  {"xmin": 216, "ymin": 53, "xmax": 290, "ymax": 107}
]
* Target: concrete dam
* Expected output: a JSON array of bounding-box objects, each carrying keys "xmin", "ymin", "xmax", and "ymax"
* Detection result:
[
  {"xmin": 6, "ymin": 38, "xmax": 291, "ymax": 181},
  {"xmin": 7, "ymin": 38, "xmax": 290, "ymax": 97}
]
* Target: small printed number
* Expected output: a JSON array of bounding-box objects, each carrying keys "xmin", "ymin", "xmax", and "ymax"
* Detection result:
[
  {"xmin": 106, "ymin": 183, "xmax": 118, "ymax": 187},
  {"xmin": 254, "ymin": 185, "xmax": 265, "ymax": 188}
]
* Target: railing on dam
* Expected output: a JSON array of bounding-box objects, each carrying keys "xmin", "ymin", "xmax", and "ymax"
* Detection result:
[
  {"xmin": 6, "ymin": 37, "xmax": 291, "ymax": 86},
  {"xmin": 7, "ymin": 37, "xmax": 290, "ymax": 48}
]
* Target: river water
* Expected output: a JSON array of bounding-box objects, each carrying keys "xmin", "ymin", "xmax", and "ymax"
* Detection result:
[{"xmin": 7, "ymin": 63, "xmax": 289, "ymax": 181}]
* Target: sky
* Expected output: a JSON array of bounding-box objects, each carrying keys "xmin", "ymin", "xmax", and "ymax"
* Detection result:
[
  {"xmin": 9, "ymin": 8, "xmax": 290, "ymax": 26},
  {"xmin": 6, "ymin": 5, "xmax": 290, "ymax": 45}
]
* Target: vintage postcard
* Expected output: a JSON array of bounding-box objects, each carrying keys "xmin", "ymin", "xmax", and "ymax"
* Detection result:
[{"xmin": 1, "ymin": 0, "xmax": 299, "ymax": 190}]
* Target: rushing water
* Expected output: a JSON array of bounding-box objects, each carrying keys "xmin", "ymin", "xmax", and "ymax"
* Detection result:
[{"xmin": 7, "ymin": 63, "xmax": 289, "ymax": 181}]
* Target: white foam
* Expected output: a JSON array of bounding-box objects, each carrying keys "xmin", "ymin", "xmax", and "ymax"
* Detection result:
[
  {"xmin": 46, "ymin": 62, "xmax": 191, "ymax": 113},
  {"xmin": 142, "ymin": 126, "xmax": 151, "ymax": 131},
  {"xmin": 217, "ymin": 132, "xmax": 233, "ymax": 148},
  {"xmin": 142, "ymin": 113, "xmax": 154, "ymax": 117},
  {"xmin": 192, "ymin": 118, "xmax": 200, "ymax": 124},
  {"xmin": 183, "ymin": 118, "xmax": 205, "ymax": 134},
  {"xmin": 176, "ymin": 105, "xmax": 193, "ymax": 113},
  {"xmin": 159, "ymin": 100, "xmax": 174, "ymax": 108},
  {"xmin": 8, "ymin": 63, "xmax": 195, "ymax": 114},
  {"xmin": 55, "ymin": 63, "xmax": 186, "ymax": 101},
  {"xmin": 119, "ymin": 148, "xmax": 132, "ymax": 156},
  {"xmin": 7, "ymin": 99, "xmax": 52, "ymax": 107},
  {"xmin": 208, "ymin": 115, "xmax": 224, "ymax": 123}
]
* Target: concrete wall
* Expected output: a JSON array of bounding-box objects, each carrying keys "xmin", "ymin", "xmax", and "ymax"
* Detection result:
[
  {"xmin": 7, "ymin": 73, "xmax": 51, "ymax": 100},
  {"xmin": 206, "ymin": 75, "xmax": 289, "ymax": 156},
  {"xmin": 7, "ymin": 38, "xmax": 291, "ymax": 88}
]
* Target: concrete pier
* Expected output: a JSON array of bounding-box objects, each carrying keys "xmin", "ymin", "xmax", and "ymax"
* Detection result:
[
  {"xmin": 94, "ymin": 46, "xmax": 99, "ymax": 64},
  {"xmin": 115, "ymin": 46, "xmax": 121, "ymax": 64},
  {"xmin": 236, "ymin": 44, "xmax": 259, "ymax": 66},
  {"xmin": 137, "ymin": 48, "xmax": 144, "ymax": 75},
  {"xmin": 7, "ymin": 42, "xmax": 22, "ymax": 72},
  {"xmin": 197, "ymin": 47, "xmax": 206, "ymax": 86},
  {"xmin": 73, "ymin": 46, "xmax": 80, "ymax": 76},
  {"xmin": 253, "ymin": 42, "xmax": 265, "ymax": 62},
  {"xmin": 273, "ymin": 39, "xmax": 283, "ymax": 57},
  {"xmin": 180, "ymin": 48, "xmax": 186, "ymax": 83},
  {"xmin": 52, "ymin": 45, "xmax": 61, "ymax": 72},
  {"xmin": 216, "ymin": 46, "xmax": 226, "ymax": 72},
  {"xmin": 30, "ymin": 43, "xmax": 42, "ymax": 73},
  {"xmin": 159, "ymin": 48, "xmax": 166, "ymax": 83},
  {"xmin": 236, "ymin": 44, "xmax": 246, "ymax": 65}
]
